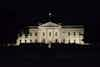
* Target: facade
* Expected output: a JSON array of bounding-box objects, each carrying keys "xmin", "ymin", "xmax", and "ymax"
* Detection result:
[{"xmin": 16, "ymin": 22, "xmax": 85, "ymax": 46}]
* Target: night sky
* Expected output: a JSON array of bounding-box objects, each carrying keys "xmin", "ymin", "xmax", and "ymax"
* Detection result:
[
  {"xmin": 0, "ymin": 1, "xmax": 100, "ymax": 65},
  {"xmin": 0, "ymin": 1, "xmax": 99, "ymax": 46}
]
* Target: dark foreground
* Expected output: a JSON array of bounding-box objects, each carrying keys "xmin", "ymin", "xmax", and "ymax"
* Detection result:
[{"xmin": 0, "ymin": 43, "xmax": 99, "ymax": 66}]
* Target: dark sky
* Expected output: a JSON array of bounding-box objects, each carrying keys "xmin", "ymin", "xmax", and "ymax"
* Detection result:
[{"xmin": 0, "ymin": 1, "xmax": 99, "ymax": 45}]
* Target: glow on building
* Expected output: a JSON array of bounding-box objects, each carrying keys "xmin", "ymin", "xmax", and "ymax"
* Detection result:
[{"xmin": 16, "ymin": 22, "xmax": 85, "ymax": 46}]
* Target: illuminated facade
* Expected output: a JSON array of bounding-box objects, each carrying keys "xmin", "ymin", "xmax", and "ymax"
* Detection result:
[{"xmin": 16, "ymin": 22, "xmax": 85, "ymax": 45}]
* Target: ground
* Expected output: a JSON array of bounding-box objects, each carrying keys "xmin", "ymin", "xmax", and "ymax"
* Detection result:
[{"xmin": 0, "ymin": 43, "xmax": 98, "ymax": 65}]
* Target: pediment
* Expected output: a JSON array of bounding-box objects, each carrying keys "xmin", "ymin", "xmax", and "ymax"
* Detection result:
[{"xmin": 39, "ymin": 22, "xmax": 60, "ymax": 27}]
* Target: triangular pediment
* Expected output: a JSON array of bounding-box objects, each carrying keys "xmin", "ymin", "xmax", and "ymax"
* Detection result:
[{"xmin": 39, "ymin": 22, "xmax": 60, "ymax": 27}]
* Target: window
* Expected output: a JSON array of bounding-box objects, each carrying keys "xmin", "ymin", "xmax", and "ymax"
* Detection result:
[
  {"xmin": 49, "ymin": 32, "xmax": 51, "ymax": 36},
  {"xmin": 74, "ymin": 32, "xmax": 76, "ymax": 36},
  {"xmin": 30, "ymin": 40, "xmax": 32, "ymax": 43},
  {"xmin": 43, "ymin": 32, "xmax": 45, "ymax": 36},
  {"xmin": 25, "ymin": 40, "xmax": 27, "ymax": 43},
  {"xmin": 35, "ymin": 32, "xmax": 37, "ymax": 36},
  {"xmin": 55, "ymin": 39, "xmax": 58, "ymax": 43},
  {"xmin": 68, "ymin": 32, "xmax": 70, "ymax": 35},
  {"xmin": 55, "ymin": 32, "xmax": 57, "ymax": 36}
]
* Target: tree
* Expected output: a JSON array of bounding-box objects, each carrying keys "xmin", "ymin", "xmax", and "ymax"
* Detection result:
[{"xmin": 23, "ymin": 27, "xmax": 29, "ymax": 37}]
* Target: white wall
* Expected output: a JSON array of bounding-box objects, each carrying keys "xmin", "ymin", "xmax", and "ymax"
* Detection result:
[{"xmin": 16, "ymin": 26, "xmax": 84, "ymax": 45}]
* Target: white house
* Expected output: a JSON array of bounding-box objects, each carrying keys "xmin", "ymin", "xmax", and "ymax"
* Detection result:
[{"xmin": 16, "ymin": 22, "xmax": 85, "ymax": 46}]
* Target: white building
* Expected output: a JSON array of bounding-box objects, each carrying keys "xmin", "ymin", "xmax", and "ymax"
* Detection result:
[{"xmin": 16, "ymin": 22, "xmax": 85, "ymax": 46}]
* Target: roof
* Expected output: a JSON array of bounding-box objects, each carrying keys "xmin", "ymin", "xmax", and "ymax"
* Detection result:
[
  {"xmin": 62, "ymin": 25, "xmax": 84, "ymax": 28},
  {"xmin": 39, "ymin": 22, "xmax": 60, "ymax": 27}
]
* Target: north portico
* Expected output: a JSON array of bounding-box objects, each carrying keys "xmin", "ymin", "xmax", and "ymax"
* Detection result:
[{"xmin": 38, "ymin": 22, "xmax": 62, "ymax": 43}]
